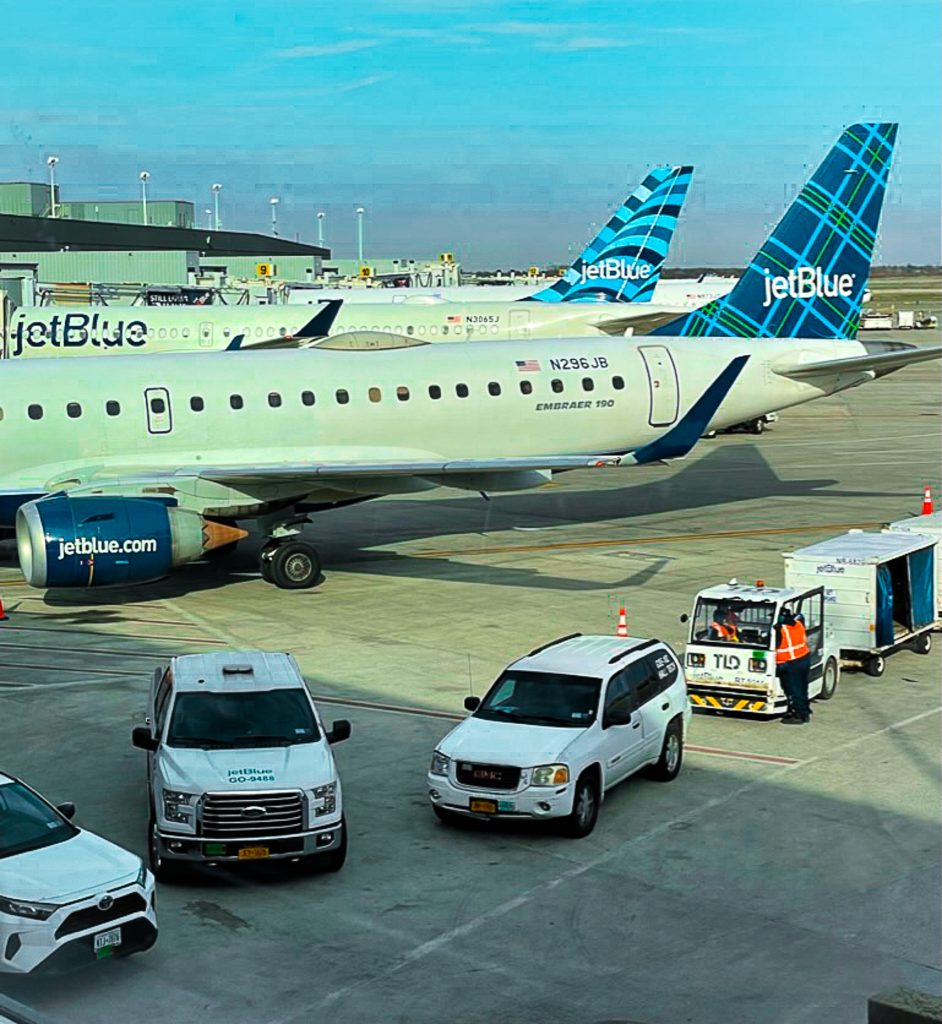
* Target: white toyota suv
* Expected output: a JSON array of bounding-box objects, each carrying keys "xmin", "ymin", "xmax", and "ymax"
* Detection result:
[
  {"xmin": 0, "ymin": 772, "xmax": 157, "ymax": 974},
  {"xmin": 131, "ymin": 651, "xmax": 350, "ymax": 881},
  {"xmin": 428, "ymin": 634, "xmax": 691, "ymax": 837}
]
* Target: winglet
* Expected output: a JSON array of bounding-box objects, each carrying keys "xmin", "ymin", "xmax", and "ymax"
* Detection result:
[
  {"xmin": 291, "ymin": 299, "xmax": 344, "ymax": 339},
  {"xmin": 225, "ymin": 333, "xmax": 245, "ymax": 351},
  {"xmin": 629, "ymin": 355, "xmax": 750, "ymax": 464}
]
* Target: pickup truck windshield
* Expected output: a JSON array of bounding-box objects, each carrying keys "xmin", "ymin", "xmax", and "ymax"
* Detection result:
[
  {"xmin": 0, "ymin": 782, "xmax": 78, "ymax": 859},
  {"xmin": 476, "ymin": 670, "xmax": 601, "ymax": 727},
  {"xmin": 166, "ymin": 689, "xmax": 320, "ymax": 749}
]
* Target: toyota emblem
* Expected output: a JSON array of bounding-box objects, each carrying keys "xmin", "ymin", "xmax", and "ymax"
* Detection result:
[{"xmin": 97, "ymin": 895, "xmax": 114, "ymax": 912}]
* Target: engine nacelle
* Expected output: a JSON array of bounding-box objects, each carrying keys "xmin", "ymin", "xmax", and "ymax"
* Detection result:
[{"xmin": 16, "ymin": 495, "xmax": 211, "ymax": 588}]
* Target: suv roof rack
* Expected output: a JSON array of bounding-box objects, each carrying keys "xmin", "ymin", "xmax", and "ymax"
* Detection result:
[
  {"xmin": 525, "ymin": 633, "xmax": 583, "ymax": 658},
  {"xmin": 608, "ymin": 638, "xmax": 660, "ymax": 665}
]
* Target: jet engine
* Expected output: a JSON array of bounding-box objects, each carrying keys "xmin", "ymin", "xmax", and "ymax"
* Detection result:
[{"xmin": 16, "ymin": 495, "xmax": 245, "ymax": 588}]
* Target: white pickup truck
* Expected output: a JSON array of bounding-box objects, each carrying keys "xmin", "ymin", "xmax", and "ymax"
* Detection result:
[
  {"xmin": 131, "ymin": 651, "xmax": 351, "ymax": 881},
  {"xmin": 428, "ymin": 633, "xmax": 691, "ymax": 838}
]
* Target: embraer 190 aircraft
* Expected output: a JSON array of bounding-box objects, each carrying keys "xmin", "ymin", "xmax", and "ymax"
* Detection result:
[
  {"xmin": 2, "ymin": 167, "xmax": 700, "ymax": 360},
  {"xmin": 4, "ymin": 123, "xmax": 935, "ymax": 595}
]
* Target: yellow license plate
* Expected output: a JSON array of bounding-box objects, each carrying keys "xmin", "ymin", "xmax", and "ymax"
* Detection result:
[
  {"xmin": 470, "ymin": 799, "xmax": 497, "ymax": 814},
  {"xmin": 238, "ymin": 846, "xmax": 270, "ymax": 860}
]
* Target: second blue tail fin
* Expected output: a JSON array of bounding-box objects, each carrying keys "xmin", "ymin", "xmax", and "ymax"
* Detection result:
[
  {"xmin": 529, "ymin": 165, "xmax": 693, "ymax": 304},
  {"xmin": 652, "ymin": 123, "xmax": 897, "ymax": 340}
]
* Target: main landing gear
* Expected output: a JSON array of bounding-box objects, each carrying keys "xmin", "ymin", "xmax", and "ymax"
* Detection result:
[{"xmin": 258, "ymin": 515, "xmax": 323, "ymax": 589}]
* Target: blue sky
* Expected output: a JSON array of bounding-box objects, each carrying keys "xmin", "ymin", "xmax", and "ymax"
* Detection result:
[{"xmin": 1, "ymin": 0, "xmax": 938, "ymax": 267}]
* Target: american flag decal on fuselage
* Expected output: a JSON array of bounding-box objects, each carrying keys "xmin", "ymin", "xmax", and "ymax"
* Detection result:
[{"xmin": 515, "ymin": 359, "xmax": 541, "ymax": 372}]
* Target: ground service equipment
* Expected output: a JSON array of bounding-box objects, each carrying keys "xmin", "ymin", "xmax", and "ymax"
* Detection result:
[
  {"xmin": 682, "ymin": 582, "xmax": 840, "ymax": 716},
  {"xmin": 784, "ymin": 530, "xmax": 938, "ymax": 677}
]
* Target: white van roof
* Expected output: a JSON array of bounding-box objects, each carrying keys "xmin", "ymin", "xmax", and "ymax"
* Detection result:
[{"xmin": 169, "ymin": 651, "xmax": 304, "ymax": 693}]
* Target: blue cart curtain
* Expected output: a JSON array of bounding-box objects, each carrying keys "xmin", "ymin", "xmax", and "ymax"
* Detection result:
[
  {"xmin": 908, "ymin": 547, "xmax": 935, "ymax": 629},
  {"xmin": 876, "ymin": 564, "xmax": 895, "ymax": 647}
]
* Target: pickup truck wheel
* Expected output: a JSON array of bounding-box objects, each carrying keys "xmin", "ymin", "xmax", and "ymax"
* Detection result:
[
  {"xmin": 559, "ymin": 773, "xmax": 599, "ymax": 839},
  {"xmin": 312, "ymin": 817, "xmax": 347, "ymax": 873},
  {"xmin": 148, "ymin": 815, "xmax": 185, "ymax": 884},
  {"xmin": 646, "ymin": 719, "xmax": 684, "ymax": 782},
  {"xmin": 817, "ymin": 657, "xmax": 839, "ymax": 700}
]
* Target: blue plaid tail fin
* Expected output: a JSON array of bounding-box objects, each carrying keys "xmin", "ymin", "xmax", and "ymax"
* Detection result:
[
  {"xmin": 529, "ymin": 165, "xmax": 693, "ymax": 304},
  {"xmin": 651, "ymin": 123, "xmax": 897, "ymax": 340}
]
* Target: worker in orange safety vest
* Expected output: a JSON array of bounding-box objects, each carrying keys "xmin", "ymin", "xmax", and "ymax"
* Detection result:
[
  {"xmin": 775, "ymin": 608, "xmax": 811, "ymax": 724},
  {"xmin": 709, "ymin": 607, "xmax": 740, "ymax": 643}
]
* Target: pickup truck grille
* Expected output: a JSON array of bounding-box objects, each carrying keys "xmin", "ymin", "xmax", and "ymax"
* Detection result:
[
  {"xmin": 455, "ymin": 762, "xmax": 520, "ymax": 791},
  {"xmin": 201, "ymin": 790, "xmax": 304, "ymax": 838}
]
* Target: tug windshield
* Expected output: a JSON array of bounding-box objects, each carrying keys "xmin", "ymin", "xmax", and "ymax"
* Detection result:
[{"xmin": 691, "ymin": 599, "xmax": 777, "ymax": 649}]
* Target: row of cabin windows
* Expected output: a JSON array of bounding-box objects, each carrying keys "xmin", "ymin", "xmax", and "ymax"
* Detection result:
[
  {"xmin": 12, "ymin": 375, "xmax": 627, "ymax": 421},
  {"xmin": 68, "ymin": 322, "xmax": 505, "ymax": 344}
]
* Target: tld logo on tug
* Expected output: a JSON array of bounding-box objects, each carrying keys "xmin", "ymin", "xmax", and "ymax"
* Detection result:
[
  {"xmin": 762, "ymin": 267, "xmax": 855, "ymax": 308},
  {"xmin": 579, "ymin": 259, "xmax": 652, "ymax": 284}
]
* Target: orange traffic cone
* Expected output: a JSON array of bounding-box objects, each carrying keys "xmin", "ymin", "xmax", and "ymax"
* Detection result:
[
  {"xmin": 616, "ymin": 607, "xmax": 628, "ymax": 638},
  {"xmin": 922, "ymin": 486, "xmax": 934, "ymax": 515},
  {"xmin": 0, "ymin": 594, "xmax": 7, "ymax": 622}
]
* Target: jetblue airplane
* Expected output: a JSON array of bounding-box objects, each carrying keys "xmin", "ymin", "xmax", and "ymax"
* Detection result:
[
  {"xmin": 3, "ymin": 167, "xmax": 701, "ymax": 360},
  {"xmin": 4, "ymin": 123, "xmax": 935, "ymax": 595}
]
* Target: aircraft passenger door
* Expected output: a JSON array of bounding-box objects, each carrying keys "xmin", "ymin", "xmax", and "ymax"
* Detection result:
[
  {"xmin": 509, "ymin": 309, "xmax": 531, "ymax": 339},
  {"xmin": 639, "ymin": 345, "xmax": 679, "ymax": 427},
  {"xmin": 144, "ymin": 387, "xmax": 173, "ymax": 435},
  {"xmin": 199, "ymin": 322, "xmax": 214, "ymax": 348}
]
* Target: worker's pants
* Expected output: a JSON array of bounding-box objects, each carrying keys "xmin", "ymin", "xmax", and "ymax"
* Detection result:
[{"xmin": 778, "ymin": 655, "xmax": 811, "ymax": 718}]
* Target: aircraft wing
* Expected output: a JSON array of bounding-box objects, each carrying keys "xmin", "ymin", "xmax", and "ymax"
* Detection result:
[
  {"xmin": 592, "ymin": 311, "xmax": 686, "ymax": 336},
  {"xmin": 773, "ymin": 343, "xmax": 942, "ymax": 380}
]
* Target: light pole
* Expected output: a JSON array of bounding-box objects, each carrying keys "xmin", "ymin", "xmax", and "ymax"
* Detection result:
[
  {"xmin": 316, "ymin": 210, "xmax": 325, "ymax": 247},
  {"xmin": 139, "ymin": 170, "xmax": 150, "ymax": 226},
  {"xmin": 355, "ymin": 206, "xmax": 365, "ymax": 264},
  {"xmin": 211, "ymin": 183, "xmax": 222, "ymax": 230},
  {"xmin": 270, "ymin": 196, "xmax": 280, "ymax": 236},
  {"xmin": 46, "ymin": 156, "xmax": 59, "ymax": 218}
]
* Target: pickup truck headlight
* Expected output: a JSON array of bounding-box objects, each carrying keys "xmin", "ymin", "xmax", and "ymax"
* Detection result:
[
  {"xmin": 0, "ymin": 895, "xmax": 58, "ymax": 921},
  {"xmin": 530, "ymin": 764, "xmax": 570, "ymax": 787},
  {"xmin": 162, "ymin": 789, "xmax": 196, "ymax": 824},
  {"xmin": 312, "ymin": 781, "xmax": 337, "ymax": 817},
  {"xmin": 429, "ymin": 750, "xmax": 451, "ymax": 777}
]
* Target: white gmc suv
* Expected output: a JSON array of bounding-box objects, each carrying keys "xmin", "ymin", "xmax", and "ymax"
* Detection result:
[{"xmin": 428, "ymin": 634, "xmax": 691, "ymax": 837}]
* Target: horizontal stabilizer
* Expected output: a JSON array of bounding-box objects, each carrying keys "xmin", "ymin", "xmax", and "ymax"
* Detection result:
[{"xmin": 774, "ymin": 344, "xmax": 942, "ymax": 379}]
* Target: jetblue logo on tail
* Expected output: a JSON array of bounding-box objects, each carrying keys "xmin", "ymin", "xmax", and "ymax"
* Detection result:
[
  {"xmin": 579, "ymin": 259, "xmax": 652, "ymax": 284},
  {"xmin": 761, "ymin": 268, "xmax": 855, "ymax": 308}
]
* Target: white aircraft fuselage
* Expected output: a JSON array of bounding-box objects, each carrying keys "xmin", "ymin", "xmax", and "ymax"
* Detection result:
[{"xmin": 0, "ymin": 335, "xmax": 869, "ymax": 518}]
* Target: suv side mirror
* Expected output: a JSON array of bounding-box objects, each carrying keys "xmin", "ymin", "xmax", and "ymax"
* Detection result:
[
  {"xmin": 604, "ymin": 707, "xmax": 632, "ymax": 728},
  {"xmin": 463, "ymin": 696, "xmax": 480, "ymax": 712},
  {"xmin": 679, "ymin": 613, "xmax": 689, "ymax": 624},
  {"xmin": 131, "ymin": 726, "xmax": 158, "ymax": 751},
  {"xmin": 56, "ymin": 802, "xmax": 76, "ymax": 820},
  {"xmin": 327, "ymin": 719, "xmax": 351, "ymax": 744}
]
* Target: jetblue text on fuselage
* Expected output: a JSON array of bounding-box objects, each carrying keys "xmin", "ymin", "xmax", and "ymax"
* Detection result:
[
  {"xmin": 579, "ymin": 259, "xmax": 652, "ymax": 284},
  {"xmin": 11, "ymin": 313, "xmax": 148, "ymax": 357},
  {"xmin": 761, "ymin": 267, "xmax": 855, "ymax": 308}
]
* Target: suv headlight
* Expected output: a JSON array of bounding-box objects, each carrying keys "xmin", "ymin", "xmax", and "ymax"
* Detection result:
[
  {"xmin": 530, "ymin": 764, "xmax": 570, "ymax": 787},
  {"xmin": 0, "ymin": 895, "xmax": 58, "ymax": 921},
  {"xmin": 429, "ymin": 750, "xmax": 451, "ymax": 777},
  {"xmin": 136, "ymin": 859, "xmax": 148, "ymax": 888},
  {"xmin": 312, "ymin": 781, "xmax": 337, "ymax": 817},
  {"xmin": 162, "ymin": 789, "xmax": 196, "ymax": 824}
]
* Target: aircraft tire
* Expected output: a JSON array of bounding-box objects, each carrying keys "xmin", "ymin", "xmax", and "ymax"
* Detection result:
[{"xmin": 269, "ymin": 541, "xmax": 322, "ymax": 589}]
